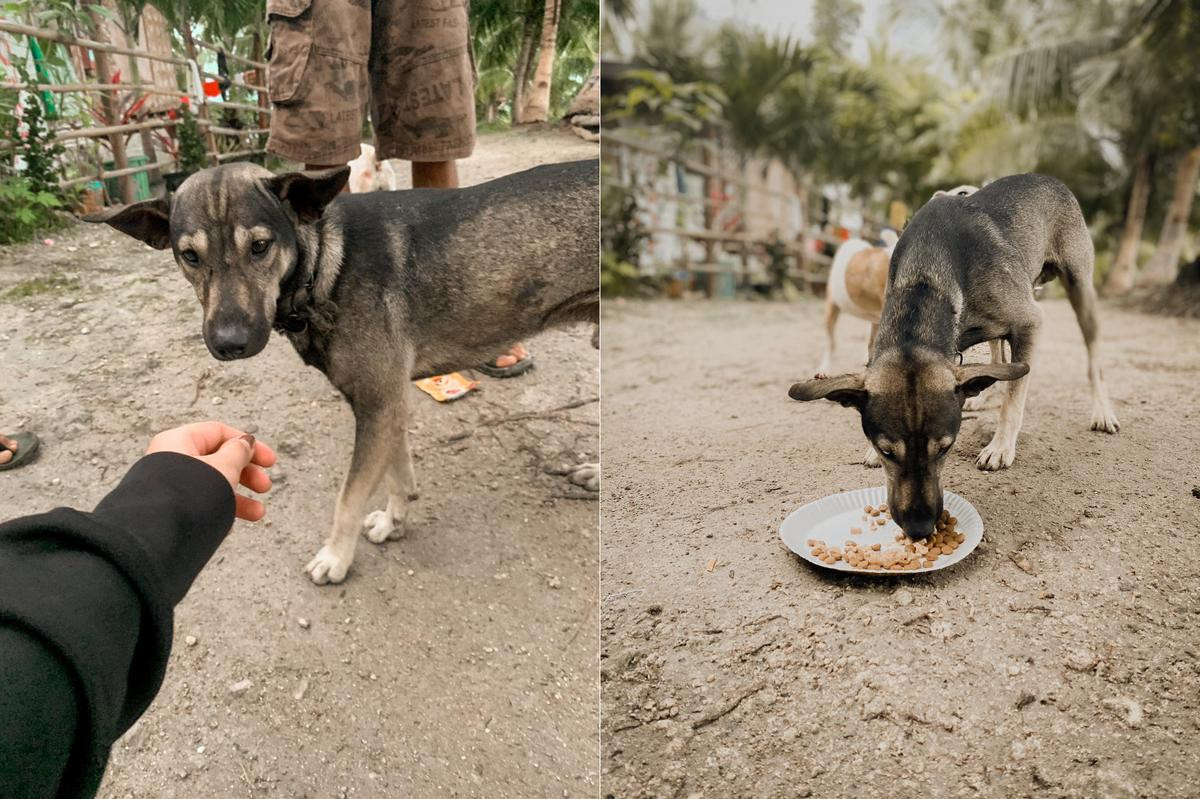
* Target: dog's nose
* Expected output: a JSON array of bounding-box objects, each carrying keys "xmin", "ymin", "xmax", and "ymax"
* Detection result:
[
  {"xmin": 210, "ymin": 322, "xmax": 251, "ymax": 360},
  {"xmin": 899, "ymin": 515, "xmax": 936, "ymax": 540}
]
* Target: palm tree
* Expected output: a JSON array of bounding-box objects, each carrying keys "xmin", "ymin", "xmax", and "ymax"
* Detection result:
[
  {"xmin": 1135, "ymin": 0, "xmax": 1200, "ymax": 283},
  {"xmin": 519, "ymin": 0, "xmax": 561, "ymax": 121},
  {"xmin": 710, "ymin": 27, "xmax": 813, "ymax": 163},
  {"xmin": 989, "ymin": 0, "xmax": 1200, "ymax": 289}
]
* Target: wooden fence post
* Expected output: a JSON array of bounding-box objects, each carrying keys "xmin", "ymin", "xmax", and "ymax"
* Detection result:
[
  {"xmin": 252, "ymin": 30, "xmax": 269, "ymax": 132},
  {"xmin": 87, "ymin": 9, "xmax": 134, "ymax": 204}
]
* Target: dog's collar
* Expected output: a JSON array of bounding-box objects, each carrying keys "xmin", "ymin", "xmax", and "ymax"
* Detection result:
[{"xmin": 275, "ymin": 269, "xmax": 314, "ymax": 333}]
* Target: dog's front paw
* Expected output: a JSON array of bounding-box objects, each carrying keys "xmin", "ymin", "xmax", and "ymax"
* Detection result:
[
  {"xmin": 976, "ymin": 440, "xmax": 1016, "ymax": 471},
  {"xmin": 362, "ymin": 510, "xmax": 397, "ymax": 544},
  {"xmin": 1090, "ymin": 407, "xmax": 1120, "ymax": 434},
  {"xmin": 305, "ymin": 545, "xmax": 352, "ymax": 585},
  {"xmin": 568, "ymin": 462, "xmax": 599, "ymax": 492},
  {"xmin": 862, "ymin": 446, "xmax": 882, "ymax": 468}
]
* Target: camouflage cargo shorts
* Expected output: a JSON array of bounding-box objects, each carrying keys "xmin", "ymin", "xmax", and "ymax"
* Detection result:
[{"xmin": 265, "ymin": 0, "xmax": 476, "ymax": 165}]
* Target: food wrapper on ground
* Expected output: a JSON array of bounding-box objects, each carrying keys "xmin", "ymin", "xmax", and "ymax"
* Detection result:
[{"xmin": 414, "ymin": 372, "xmax": 478, "ymax": 402}]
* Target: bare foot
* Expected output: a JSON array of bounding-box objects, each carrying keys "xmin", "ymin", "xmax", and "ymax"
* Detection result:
[
  {"xmin": 492, "ymin": 342, "xmax": 529, "ymax": 369},
  {"xmin": 0, "ymin": 435, "xmax": 16, "ymax": 466}
]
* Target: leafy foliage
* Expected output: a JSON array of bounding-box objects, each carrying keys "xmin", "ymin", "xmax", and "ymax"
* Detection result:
[
  {"xmin": 601, "ymin": 170, "xmax": 650, "ymax": 296},
  {"xmin": 0, "ymin": 79, "xmax": 66, "ymax": 244},
  {"xmin": 175, "ymin": 102, "xmax": 209, "ymax": 173},
  {"xmin": 0, "ymin": 177, "xmax": 63, "ymax": 245},
  {"xmin": 605, "ymin": 68, "xmax": 726, "ymax": 143},
  {"xmin": 470, "ymin": 0, "xmax": 598, "ymax": 125}
]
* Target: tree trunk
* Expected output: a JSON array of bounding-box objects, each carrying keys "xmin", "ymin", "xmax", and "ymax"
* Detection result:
[
  {"xmin": 1143, "ymin": 146, "xmax": 1200, "ymax": 285},
  {"xmin": 1104, "ymin": 149, "xmax": 1152, "ymax": 295},
  {"xmin": 511, "ymin": 13, "xmax": 536, "ymax": 125},
  {"xmin": 520, "ymin": 0, "xmax": 561, "ymax": 123},
  {"xmin": 88, "ymin": 9, "xmax": 134, "ymax": 203}
]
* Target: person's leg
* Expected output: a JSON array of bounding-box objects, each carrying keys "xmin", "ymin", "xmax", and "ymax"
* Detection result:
[
  {"xmin": 371, "ymin": 0, "xmax": 530, "ymax": 375},
  {"xmin": 263, "ymin": 0, "xmax": 369, "ymax": 169},
  {"xmin": 411, "ymin": 161, "xmax": 458, "ymax": 189}
]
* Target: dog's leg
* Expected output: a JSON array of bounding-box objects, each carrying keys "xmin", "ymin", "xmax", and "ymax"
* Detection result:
[
  {"xmin": 963, "ymin": 339, "xmax": 1006, "ymax": 411},
  {"xmin": 363, "ymin": 429, "xmax": 418, "ymax": 544},
  {"xmin": 977, "ymin": 318, "xmax": 1040, "ymax": 471},
  {"xmin": 816, "ymin": 299, "xmax": 839, "ymax": 377},
  {"xmin": 1063, "ymin": 273, "xmax": 1119, "ymax": 433},
  {"xmin": 305, "ymin": 401, "xmax": 400, "ymax": 584}
]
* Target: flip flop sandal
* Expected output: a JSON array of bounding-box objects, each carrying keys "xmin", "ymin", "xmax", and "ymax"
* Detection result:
[
  {"xmin": 475, "ymin": 356, "xmax": 535, "ymax": 379},
  {"xmin": 0, "ymin": 432, "xmax": 40, "ymax": 471}
]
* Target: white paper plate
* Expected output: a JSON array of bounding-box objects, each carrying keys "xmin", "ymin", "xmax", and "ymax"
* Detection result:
[{"xmin": 780, "ymin": 486, "xmax": 983, "ymax": 574}]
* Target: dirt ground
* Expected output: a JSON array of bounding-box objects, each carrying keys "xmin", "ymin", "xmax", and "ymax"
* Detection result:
[
  {"xmin": 0, "ymin": 124, "xmax": 598, "ymax": 798},
  {"xmin": 600, "ymin": 296, "xmax": 1200, "ymax": 798}
]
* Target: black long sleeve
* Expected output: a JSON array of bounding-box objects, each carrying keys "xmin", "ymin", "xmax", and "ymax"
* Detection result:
[{"xmin": 0, "ymin": 452, "xmax": 236, "ymax": 798}]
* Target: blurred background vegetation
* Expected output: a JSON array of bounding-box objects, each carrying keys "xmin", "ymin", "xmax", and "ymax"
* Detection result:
[
  {"xmin": 602, "ymin": 0, "xmax": 1200, "ymax": 307},
  {"xmin": 1, "ymin": 0, "xmax": 598, "ymax": 244}
]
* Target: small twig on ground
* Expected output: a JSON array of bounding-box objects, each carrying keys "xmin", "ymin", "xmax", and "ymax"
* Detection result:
[
  {"xmin": 692, "ymin": 682, "xmax": 765, "ymax": 730},
  {"xmin": 440, "ymin": 396, "xmax": 598, "ymax": 442},
  {"xmin": 481, "ymin": 396, "xmax": 598, "ymax": 426},
  {"xmin": 237, "ymin": 759, "xmax": 255, "ymax": 797},
  {"xmin": 189, "ymin": 367, "xmax": 211, "ymax": 408}
]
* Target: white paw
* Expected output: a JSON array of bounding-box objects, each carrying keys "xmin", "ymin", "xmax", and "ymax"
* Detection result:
[
  {"xmin": 362, "ymin": 509, "xmax": 397, "ymax": 544},
  {"xmin": 1090, "ymin": 407, "xmax": 1120, "ymax": 434},
  {"xmin": 963, "ymin": 394, "xmax": 987, "ymax": 412},
  {"xmin": 862, "ymin": 446, "xmax": 881, "ymax": 468},
  {"xmin": 976, "ymin": 439, "xmax": 1016, "ymax": 471},
  {"xmin": 305, "ymin": 545, "xmax": 351, "ymax": 585},
  {"xmin": 568, "ymin": 462, "xmax": 599, "ymax": 492}
]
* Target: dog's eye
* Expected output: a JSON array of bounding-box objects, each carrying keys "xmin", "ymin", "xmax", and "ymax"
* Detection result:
[
  {"xmin": 180, "ymin": 249, "xmax": 199, "ymax": 264},
  {"xmin": 878, "ymin": 446, "xmax": 894, "ymax": 460},
  {"xmin": 250, "ymin": 239, "xmax": 272, "ymax": 255}
]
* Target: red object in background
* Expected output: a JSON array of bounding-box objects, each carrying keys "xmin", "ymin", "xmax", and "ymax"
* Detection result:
[{"xmin": 203, "ymin": 80, "xmax": 221, "ymax": 97}]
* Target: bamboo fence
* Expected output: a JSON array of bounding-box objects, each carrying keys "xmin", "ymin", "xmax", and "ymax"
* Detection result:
[{"xmin": 0, "ymin": 19, "xmax": 272, "ymax": 205}]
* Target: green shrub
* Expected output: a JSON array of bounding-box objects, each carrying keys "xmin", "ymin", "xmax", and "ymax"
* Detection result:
[
  {"xmin": 601, "ymin": 172, "xmax": 650, "ymax": 296},
  {"xmin": 176, "ymin": 102, "xmax": 209, "ymax": 173},
  {"xmin": 0, "ymin": 176, "xmax": 64, "ymax": 245}
]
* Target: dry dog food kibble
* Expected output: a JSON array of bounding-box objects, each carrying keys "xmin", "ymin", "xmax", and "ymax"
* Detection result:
[{"xmin": 808, "ymin": 506, "xmax": 965, "ymax": 571}]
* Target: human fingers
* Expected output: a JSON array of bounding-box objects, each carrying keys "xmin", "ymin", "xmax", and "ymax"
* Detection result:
[
  {"xmin": 235, "ymin": 493, "xmax": 266, "ymax": 522},
  {"xmin": 239, "ymin": 463, "xmax": 272, "ymax": 494}
]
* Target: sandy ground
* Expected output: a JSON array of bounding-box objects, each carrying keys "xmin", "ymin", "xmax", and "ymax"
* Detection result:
[
  {"xmin": 600, "ymin": 297, "xmax": 1200, "ymax": 798},
  {"xmin": 0, "ymin": 124, "xmax": 599, "ymax": 798}
]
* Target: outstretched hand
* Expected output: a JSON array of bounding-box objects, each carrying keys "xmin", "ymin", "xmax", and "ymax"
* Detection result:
[{"xmin": 146, "ymin": 422, "xmax": 277, "ymax": 521}]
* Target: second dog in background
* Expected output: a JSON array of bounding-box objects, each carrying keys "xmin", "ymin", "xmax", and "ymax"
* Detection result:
[{"xmin": 347, "ymin": 143, "xmax": 398, "ymax": 193}]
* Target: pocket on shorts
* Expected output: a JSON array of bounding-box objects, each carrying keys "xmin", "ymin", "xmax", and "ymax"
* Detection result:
[{"xmin": 266, "ymin": 0, "xmax": 314, "ymax": 104}]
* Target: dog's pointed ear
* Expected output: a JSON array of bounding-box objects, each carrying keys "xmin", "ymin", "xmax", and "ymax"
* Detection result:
[
  {"xmin": 789, "ymin": 373, "xmax": 868, "ymax": 410},
  {"xmin": 955, "ymin": 362, "xmax": 1029, "ymax": 398},
  {"xmin": 265, "ymin": 167, "xmax": 350, "ymax": 223},
  {"xmin": 82, "ymin": 198, "xmax": 171, "ymax": 249}
]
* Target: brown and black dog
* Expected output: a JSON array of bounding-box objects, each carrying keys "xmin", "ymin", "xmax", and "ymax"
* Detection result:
[
  {"xmin": 790, "ymin": 174, "xmax": 1118, "ymax": 538},
  {"xmin": 88, "ymin": 159, "xmax": 598, "ymax": 584}
]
